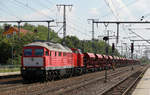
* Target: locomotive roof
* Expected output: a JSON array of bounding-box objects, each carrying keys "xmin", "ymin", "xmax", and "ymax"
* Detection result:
[{"xmin": 24, "ymin": 41, "xmax": 72, "ymax": 53}]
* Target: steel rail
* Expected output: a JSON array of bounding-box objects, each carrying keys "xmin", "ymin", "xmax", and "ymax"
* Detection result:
[
  {"xmin": 122, "ymin": 67, "xmax": 147, "ymax": 95},
  {"xmin": 99, "ymin": 66, "xmax": 148, "ymax": 95},
  {"xmin": 30, "ymin": 68, "xmax": 131, "ymax": 95},
  {"xmin": 0, "ymin": 80, "xmax": 40, "ymax": 93}
]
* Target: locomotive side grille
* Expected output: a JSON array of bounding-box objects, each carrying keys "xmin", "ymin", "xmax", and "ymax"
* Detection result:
[{"xmin": 23, "ymin": 57, "xmax": 44, "ymax": 67}]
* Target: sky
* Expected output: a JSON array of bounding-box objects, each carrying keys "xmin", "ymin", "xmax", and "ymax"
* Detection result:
[{"xmin": 1, "ymin": 0, "xmax": 150, "ymax": 57}]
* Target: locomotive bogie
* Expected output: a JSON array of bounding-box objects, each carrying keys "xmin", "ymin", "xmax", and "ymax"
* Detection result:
[{"xmin": 21, "ymin": 67, "xmax": 45, "ymax": 80}]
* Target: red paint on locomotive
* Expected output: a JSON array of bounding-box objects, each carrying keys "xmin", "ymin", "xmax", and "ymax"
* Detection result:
[{"xmin": 21, "ymin": 41, "xmax": 140, "ymax": 80}]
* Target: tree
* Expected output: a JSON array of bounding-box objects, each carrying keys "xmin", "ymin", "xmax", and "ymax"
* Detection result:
[{"xmin": 0, "ymin": 23, "xmax": 121, "ymax": 65}]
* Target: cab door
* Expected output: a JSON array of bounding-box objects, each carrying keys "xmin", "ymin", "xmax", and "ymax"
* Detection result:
[
  {"xmin": 45, "ymin": 49, "xmax": 51, "ymax": 66},
  {"xmin": 77, "ymin": 53, "xmax": 84, "ymax": 67}
]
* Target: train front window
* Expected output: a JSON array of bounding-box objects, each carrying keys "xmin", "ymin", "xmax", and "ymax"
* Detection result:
[
  {"xmin": 24, "ymin": 49, "xmax": 32, "ymax": 56},
  {"xmin": 34, "ymin": 49, "xmax": 44, "ymax": 56}
]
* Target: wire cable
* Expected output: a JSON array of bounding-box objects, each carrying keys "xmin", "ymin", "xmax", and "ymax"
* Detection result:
[
  {"xmin": 102, "ymin": 0, "xmax": 141, "ymax": 18},
  {"xmin": 67, "ymin": 24, "xmax": 91, "ymax": 37},
  {"xmin": 13, "ymin": 0, "xmax": 53, "ymax": 19},
  {"xmin": 0, "ymin": 6, "xmax": 20, "ymax": 20}
]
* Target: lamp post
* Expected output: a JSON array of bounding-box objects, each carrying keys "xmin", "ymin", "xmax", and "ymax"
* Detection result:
[
  {"xmin": 112, "ymin": 43, "xmax": 115, "ymax": 71},
  {"xmin": 131, "ymin": 43, "xmax": 134, "ymax": 70},
  {"xmin": 103, "ymin": 36, "xmax": 109, "ymax": 83}
]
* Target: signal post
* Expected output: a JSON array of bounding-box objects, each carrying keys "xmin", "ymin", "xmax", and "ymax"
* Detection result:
[{"xmin": 103, "ymin": 36, "xmax": 109, "ymax": 83}]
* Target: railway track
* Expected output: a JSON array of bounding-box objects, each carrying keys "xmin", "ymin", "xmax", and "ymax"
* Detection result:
[
  {"xmin": 0, "ymin": 76, "xmax": 40, "ymax": 94},
  {"xmin": 27, "ymin": 65, "xmax": 141, "ymax": 95},
  {"xmin": 0, "ymin": 65, "xmax": 144, "ymax": 95},
  {"xmin": 28, "ymin": 70, "xmax": 128, "ymax": 95},
  {"xmin": 51, "ymin": 65, "xmax": 144, "ymax": 95},
  {"xmin": 101, "ymin": 66, "xmax": 147, "ymax": 95},
  {"xmin": 0, "ymin": 76, "xmax": 23, "ymax": 91},
  {"xmin": 0, "ymin": 77, "xmax": 21, "ymax": 83}
]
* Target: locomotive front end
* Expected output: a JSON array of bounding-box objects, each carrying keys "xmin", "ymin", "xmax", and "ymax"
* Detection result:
[{"xmin": 21, "ymin": 46, "xmax": 46, "ymax": 80}]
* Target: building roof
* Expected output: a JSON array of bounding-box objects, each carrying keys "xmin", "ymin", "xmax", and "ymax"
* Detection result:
[
  {"xmin": 3, "ymin": 27, "xmax": 29, "ymax": 35},
  {"xmin": 13, "ymin": 27, "xmax": 28, "ymax": 34}
]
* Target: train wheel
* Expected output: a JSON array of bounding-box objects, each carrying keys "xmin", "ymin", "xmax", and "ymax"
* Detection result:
[
  {"xmin": 70, "ymin": 69, "xmax": 73, "ymax": 77},
  {"xmin": 47, "ymin": 71, "xmax": 54, "ymax": 81},
  {"xmin": 45, "ymin": 71, "xmax": 49, "ymax": 81},
  {"xmin": 56, "ymin": 71, "xmax": 62, "ymax": 80},
  {"xmin": 82, "ymin": 67, "xmax": 86, "ymax": 74}
]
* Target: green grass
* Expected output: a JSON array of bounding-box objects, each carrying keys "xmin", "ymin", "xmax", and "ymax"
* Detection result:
[{"xmin": 0, "ymin": 68, "xmax": 20, "ymax": 73}]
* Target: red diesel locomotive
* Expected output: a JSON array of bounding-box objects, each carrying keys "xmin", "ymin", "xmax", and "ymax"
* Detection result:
[{"xmin": 21, "ymin": 41, "xmax": 140, "ymax": 80}]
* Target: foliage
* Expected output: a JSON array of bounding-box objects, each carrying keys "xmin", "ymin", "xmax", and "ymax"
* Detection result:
[
  {"xmin": 0, "ymin": 23, "xmax": 60, "ymax": 65},
  {"xmin": 139, "ymin": 56, "xmax": 150, "ymax": 64},
  {"xmin": 22, "ymin": 23, "xmax": 61, "ymax": 42},
  {"xmin": 0, "ymin": 23, "xmax": 121, "ymax": 65},
  {"xmin": 64, "ymin": 36, "xmax": 120, "ymax": 56},
  {"xmin": 0, "ymin": 39, "xmax": 12, "ymax": 64}
]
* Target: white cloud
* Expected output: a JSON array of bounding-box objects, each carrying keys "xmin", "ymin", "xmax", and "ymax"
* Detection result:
[
  {"xmin": 23, "ymin": 9, "xmax": 54, "ymax": 20},
  {"xmin": 130, "ymin": 0, "xmax": 150, "ymax": 15},
  {"xmin": 21, "ymin": 6, "xmax": 91, "ymax": 40},
  {"xmin": 22, "ymin": 5, "xmax": 57, "ymax": 20},
  {"xmin": 89, "ymin": 8, "xmax": 100, "ymax": 16}
]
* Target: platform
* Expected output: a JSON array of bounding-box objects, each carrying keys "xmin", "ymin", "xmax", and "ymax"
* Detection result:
[
  {"xmin": 132, "ymin": 68, "xmax": 150, "ymax": 95},
  {"xmin": 0, "ymin": 71, "xmax": 20, "ymax": 77}
]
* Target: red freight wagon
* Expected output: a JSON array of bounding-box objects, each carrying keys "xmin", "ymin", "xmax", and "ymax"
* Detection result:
[
  {"xmin": 84, "ymin": 53, "xmax": 96, "ymax": 71},
  {"xmin": 113, "ymin": 56, "xmax": 117, "ymax": 66},
  {"xmin": 95, "ymin": 54, "xmax": 103, "ymax": 70},
  {"xmin": 108, "ymin": 56, "xmax": 114, "ymax": 68},
  {"xmin": 102, "ymin": 55, "xmax": 109, "ymax": 67}
]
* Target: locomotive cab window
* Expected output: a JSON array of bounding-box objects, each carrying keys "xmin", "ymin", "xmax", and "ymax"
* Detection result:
[
  {"xmin": 55, "ymin": 52, "xmax": 57, "ymax": 56},
  {"xmin": 45, "ymin": 51, "xmax": 49, "ymax": 56},
  {"xmin": 59, "ymin": 52, "xmax": 61, "ymax": 56},
  {"xmin": 63, "ymin": 52, "xmax": 66, "ymax": 56},
  {"xmin": 24, "ymin": 49, "xmax": 32, "ymax": 56},
  {"xmin": 50, "ymin": 51, "xmax": 51, "ymax": 56},
  {"xmin": 34, "ymin": 49, "xmax": 44, "ymax": 56}
]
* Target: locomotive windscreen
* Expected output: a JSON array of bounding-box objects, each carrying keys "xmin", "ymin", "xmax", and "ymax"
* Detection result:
[
  {"xmin": 34, "ymin": 49, "xmax": 44, "ymax": 56},
  {"xmin": 24, "ymin": 49, "xmax": 32, "ymax": 56}
]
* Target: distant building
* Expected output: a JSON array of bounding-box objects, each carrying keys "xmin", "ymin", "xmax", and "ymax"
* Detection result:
[{"xmin": 2, "ymin": 26, "xmax": 29, "ymax": 38}]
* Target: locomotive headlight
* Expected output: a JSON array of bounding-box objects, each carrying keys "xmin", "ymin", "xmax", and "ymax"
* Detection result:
[
  {"xmin": 23, "ymin": 67, "xmax": 26, "ymax": 70},
  {"xmin": 41, "ymin": 67, "xmax": 44, "ymax": 70}
]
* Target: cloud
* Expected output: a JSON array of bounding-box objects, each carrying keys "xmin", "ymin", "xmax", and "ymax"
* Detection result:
[
  {"xmin": 129, "ymin": 0, "xmax": 150, "ymax": 15},
  {"xmin": 89, "ymin": 8, "xmax": 100, "ymax": 16},
  {"xmin": 23, "ymin": 9, "xmax": 54, "ymax": 20},
  {"xmin": 22, "ymin": 5, "xmax": 57, "ymax": 20},
  {"xmin": 21, "ymin": 6, "xmax": 91, "ymax": 39},
  {"xmin": 104, "ymin": 0, "xmax": 135, "ymax": 20},
  {"xmin": 103, "ymin": 0, "xmax": 150, "ymax": 21}
]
